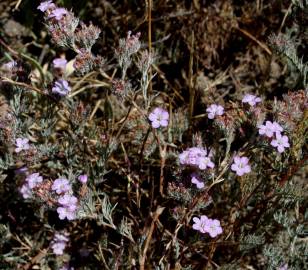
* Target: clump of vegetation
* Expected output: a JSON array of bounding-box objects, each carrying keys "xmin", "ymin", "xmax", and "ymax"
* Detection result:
[{"xmin": 0, "ymin": 0, "xmax": 307, "ymax": 269}]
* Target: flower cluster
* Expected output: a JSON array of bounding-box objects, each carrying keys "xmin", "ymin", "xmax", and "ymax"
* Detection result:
[
  {"xmin": 179, "ymin": 147, "xmax": 214, "ymax": 170},
  {"xmin": 50, "ymin": 232, "xmax": 69, "ymax": 255},
  {"xmin": 206, "ymin": 104, "xmax": 224, "ymax": 119},
  {"xmin": 115, "ymin": 31, "xmax": 141, "ymax": 76},
  {"xmin": 148, "ymin": 107, "xmax": 169, "ymax": 128},
  {"xmin": 37, "ymin": 1, "xmax": 105, "ymax": 75},
  {"xmin": 52, "ymin": 178, "xmax": 78, "ymax": 220},
  {"xmin": 20, "ymin": 173, "xmax": 43, "ymax": 199},
  {"xmin": 192, "ymin": 215, "xmax": 223, "ymax": 238},
  {"xmin": 231, "ymin": 156, "xmax": 251, "ymax": 176},
  {"xmin": 258, "ymin": 121, "xmax": 290, "ymax": 153},
  {"xmin": 242, "ymin": 94, "xmax": 261, "ymax": 106}
]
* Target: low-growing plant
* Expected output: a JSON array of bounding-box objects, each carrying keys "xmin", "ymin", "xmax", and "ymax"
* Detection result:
[{"xmin": 0, "ymin": 0, "xmax": 307, "ymax": 269}]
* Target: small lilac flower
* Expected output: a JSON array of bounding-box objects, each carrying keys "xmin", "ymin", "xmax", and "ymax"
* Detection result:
[
  {"xmin": 57, "ymin": 207, "xmax": 76, "ymax": 220},
  {"xmin": 231, "ymin": 156, "xmax": 251, "ymax": 176},
  {"xmin": 53, "ymin": 58, "xmax": 67, "ymax": 70},
  {"xmin": 277, "ymin": 264, "xmax": 288, "ymax": 270},
  {"xmin": 58, "ymin": 194, "xmax": 78, "ymax": 211},
  {"xmin": 37, "ymin": 1, "xmax": 55, "ymax": 12},
  {"xmin": 25, "ymin": 173, "xmax": 43, "ymax": 189},
  {"xmin": 20, "ymin": 184, "xmax": 32, "ymax": 199},
  {"xmin": 148, "ymin": 108, "xmax": 169, "ymax": 128},
  {"xmin": 15, "ymin": 138, "xmax": 30, "ymax": 153},
  {"xmin": 50, "ymin": 232, "xmax": 69, "ymax": 255},
  {"xmin": 242, "ymin": 94, "xmax": 261, "ymax": 106},
  {"xmin": 191, "ymin": 176, "xmax": 204, "ymax": 189},
  {"xmin": 192, "ymin": 215, "xmax": 210, "ymax": 233},
  {"xmin": 206, "ymin": 104, "xmax": 224, "ymax": 119},
  {"xmin": 49, "ymin": 7, "xmax": 68, "ymax": 20},
  {"xmin": 205, "ymin": 219, "xmax": 223, "ymax": 238},
  {"xmin": 271, "ymin": 133, "xmax": 290, "ymax": 153},
  {"xmin": 258, "ymin": 121, "xmax": 283, "ymax": 138},
  {"xmin": 51, "ymin": 241, "xmax": 66, "ymax": 255},
  {"xmin": 52, "ymin": 79, "xmax": 71, "ymax": 96},
  {"xmin": 198, "ymin": 156, "xmax": 215, "ymax": 170},
  {"xmin": 78, "ymin": 174, "xmax": 88, "ymax": 184},
  {"xmin": 52, "ymin": 178, "xmax": 71, "ymax": 194}
]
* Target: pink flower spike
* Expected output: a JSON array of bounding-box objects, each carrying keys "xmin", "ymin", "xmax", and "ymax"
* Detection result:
[
  {"xmin": 206, "ymin": 104, "xmax": 224, "ymax": 119},
  {"xmin": 231, "ymin": 156, "xmax": 251, "ymax": 176},
  {"xmin": 191, "ymin": 176, "xmax": 204, "ymax": 189},
  {"xmin": 205, "ymin": 219, "xmax": 223, "ymax": 238},
  {"xmin": 148, "ymin": 107, "xmax": 169, "ymax": 129},
  {"xmin": 242, "ymin": 94, "xmax": 261, "ymax": 106},
  {"xmin": 271, "ymin": 133, "xmax": 290, "ymax": 153}
]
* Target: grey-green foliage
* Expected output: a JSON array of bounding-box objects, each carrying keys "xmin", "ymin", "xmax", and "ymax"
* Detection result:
[
  {"xmin": 268, "ymin": 1, "xmax": 308, "ymax": 89},
  {"xmin": 239, "ymin": 233, "xmax": 265, "ymax": 251}
]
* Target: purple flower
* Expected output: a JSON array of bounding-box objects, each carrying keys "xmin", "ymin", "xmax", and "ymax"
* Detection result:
[
  {"xmin": 271, "ymin": 133, "xmax": 290, "ymax": 153},
  {"xmin": 206, "ymin": 104, "xmax": 224, "ymax": 119},
  {"xmin": 20, "ymin": 184, "xmax": 32, "ymax": 199},
  {"xmin": 258, "ymin": 121, "xmax": 283, "ymax": 138},
  {"xmin": 242, "ymin": 94, "xmax": 261, "ymax": 106},
  {"xmin": 198, "ymin": 156, "xmax": 215, "ymax": 170},
  {"xmin": 49, "ymin": 7, "xmax": 68, "ymax": 20},
  {"xmin": 179, "ymin": 147, "xmax": 215, "ymax": 170},
  {"xmin": 52, "ymin": 79, "xmax": 71, "ymax": 96},
  {"xmin": 205, "ymin": 218, "xmax": 223, "ymax": 238},
  {"xmin": 53, "ymin": 58, "xmax": 67, "ymax": 70},
  {"xmin": 148, "ymin": 107, "xmax": 169, "ymax": 128},
  {"xmin": 50, "ymin": 232, "xmax": 69, "ymax": 255},
  {"xmin": 231, "ymin": 156, "xmax": 251, "ymax": 176},
  {"xmin": 57, "ymin": 206, "xmax": 76, "ymax": 220},
  {"xmin": 52, "ymin": 178, "xmax": 71, "ymax": 194},
  {"xmin": 191, "ymin": 176, "xmax": 204, "ymax": 189},
  {"xmin": 37, "ymin": 1, "xmax": 55, "ymax": 12},
  {"xmin": 25, "ymin": 173, "xmax": 43, "ymax": 189},
  {"xmin": 15, "ymin": 138, "xmax": 30, "ymax": 153},
  {"xmin": 192, "ymin": 215, "xmax": 210, "ymax": 233},
  {"xmin": 58, "ymin": 194, "xmax": 78, "ymax": 211},
  {"xmin": 78, "ymin": 174, "xmax": 88, "ymax": 184}
]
